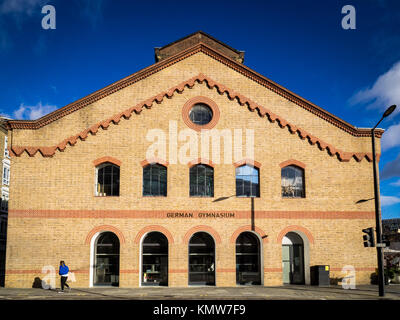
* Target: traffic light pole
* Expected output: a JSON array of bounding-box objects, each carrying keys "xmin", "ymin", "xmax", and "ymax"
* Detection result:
[{"xmin": 372, "ymin": 126, "xmax": 385, "ymax": 297}]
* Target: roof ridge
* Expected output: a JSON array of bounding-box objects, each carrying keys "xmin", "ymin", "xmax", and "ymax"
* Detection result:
[{"xmin": 10, "ymin": 74, "xmax": 379, "ymax": 163}]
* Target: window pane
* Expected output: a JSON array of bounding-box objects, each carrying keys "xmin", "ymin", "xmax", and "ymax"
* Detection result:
[
  {"xmin": 281, "ymin": 165, "xmax": 304, "ymax": 198},
  {"xmin": 236, "ymin": 165, "xmax": 259, "ymax": 197},
  {"xmin": 190, "ymin": 165, "xmax": 213, "ymax": 197}
]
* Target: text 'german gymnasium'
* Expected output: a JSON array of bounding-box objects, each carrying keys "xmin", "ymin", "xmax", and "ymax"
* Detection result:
[{"xmin": 5, "ymin": 31, "xmax": 381, "ymax": 288}]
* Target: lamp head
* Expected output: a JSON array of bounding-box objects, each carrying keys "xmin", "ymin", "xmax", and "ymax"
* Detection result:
[{"xmin": 383, "ymin": 105, "xmax": 396, "ymax": 118}]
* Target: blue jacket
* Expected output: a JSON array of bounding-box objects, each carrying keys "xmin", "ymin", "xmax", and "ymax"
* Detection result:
[{"xmin": 59, "ymin": 265, "xmax": 69, "ymax": 276}]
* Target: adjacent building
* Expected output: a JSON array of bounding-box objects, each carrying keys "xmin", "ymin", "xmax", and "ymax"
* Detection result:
[
  {"xmin": 0, "ymin": 117, "xmax": 10, "ymax": 287},
  {"xmin": 4, "ymin": 32, "xmax": 382, "ymax": 288}
]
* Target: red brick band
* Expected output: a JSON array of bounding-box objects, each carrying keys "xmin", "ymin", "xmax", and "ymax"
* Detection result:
[
  {"xmin": 140, "ymin": 158, "xmax": 169, "ymax": 167},
  {"xmin": 8, "ymin": 209, "xmax": 375, "ymax": 220}
]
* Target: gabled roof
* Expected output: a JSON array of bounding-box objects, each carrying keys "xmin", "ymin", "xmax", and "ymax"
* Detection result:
[
  {"xmin": 5, "ymin": 34, "xmax": 383, "ymax": 138},
  {"xmin": 10, "ymin": 74, "xmax": 378, "ymax": 162}
]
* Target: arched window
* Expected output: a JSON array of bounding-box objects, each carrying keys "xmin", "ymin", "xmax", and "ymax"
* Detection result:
[
  {"xmin": 281, "ymin": 165, "xmax": 305, "ymax": 198},
  {"xmin": 190, "ymin": 164, "xmax": 214, "ymax": 197},
  {"xmin": 94, "ymin": 232, "xmax": 120, "ymax": 286},
  {"xmin": 143, "ymin": 164, "xmax": 167, "ymax": 196},
  {"xmin": 142, "ymin": 232, "xmax": 168, "ymax": 286},
  {"xmin": 188, "ymin": 232, "xmax": 215, "ymax": 285},
  {"xmin": 236, "ymin": 232, "xmax": 261, "ymax": 285},
  {"xmin": 96, "ymin": 163, "xmax": 120, "ymax": 196},
  {"xmin": 236, "ymin": 165, "xmax": 260, "ymax": 197}
]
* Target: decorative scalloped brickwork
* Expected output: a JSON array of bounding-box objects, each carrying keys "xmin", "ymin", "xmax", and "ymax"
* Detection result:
[{"xmin": 10, "ymin": 74, "xmax": 379, "ymax": 163}]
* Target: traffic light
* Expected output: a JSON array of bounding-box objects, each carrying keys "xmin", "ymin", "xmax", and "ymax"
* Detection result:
[
  {"xmin": 362, "ymin": 227, "xmax": 375, "ymax": 247},
  {"xmin": 382, "ymin": 234, "xmax": 390, "ymax": 248}
]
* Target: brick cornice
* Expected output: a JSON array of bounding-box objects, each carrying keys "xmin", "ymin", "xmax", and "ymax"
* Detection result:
[
  {"xmin": 279, "ymin": 159, "xmax": 306, "ymax": 169},
  {"xmin": 6, "ymin": 42, "xmax": 384, "ymax": 139},
  {"xmin": 93, "ymin": 156, "xmax": 122, "ymax": 167},
  {"xmin": 187, "ymin": 157, "xmax": 215, "ymax": 168},
  {"xmin": 140, "ymin": 158, "xmax": 169, "ymax": 167},
  {"xmin": 10, "ymin": 74, "xmax": 380, "ymax": 163},
  {"xmin": 233, "ymin": 159, "xmax": 262, "ymax": 168}
]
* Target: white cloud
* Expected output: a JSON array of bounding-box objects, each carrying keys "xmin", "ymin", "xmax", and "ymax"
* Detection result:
[
  {"xmin": 13, "ymin": 102, "xmax": 57, "ymax": 120},
  {"xmin": 390, "ymin": 179, "xmax": 400, "ymax": 187},
  {"xmin": 0, "ymin": 0, "xmax": 44, "ymax": 16},
  {"xmin": 349, "ymin": 61, "xmax": 400, "ymax": 115},
  {"xmin": 381, "ymin": 196, "xmax": 400, "ymax": 207},
  {"xmin": 381, "ymin": 153, "xmax": 400, "ymax": 180},
  {"xmin": 381, "ymin": 122, "xmax": 400, "ymax": 151}
]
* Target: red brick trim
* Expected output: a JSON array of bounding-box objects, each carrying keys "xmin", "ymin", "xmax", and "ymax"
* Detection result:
[
  {"xmin": 230, "ymin": 225, "xmax": 268, "ymax": 244},
  {"xmin": 8, "ymin": 209, "xmax": 376, "ymax": 219},
  {"xmin": 182, "ymin": 96, "xmax": 220, "ymax": 131},
  {"xmin": 6, "ymin": 43, "xmax": 383, "ymax": 140},
  {"xmin": 276, "ymin": 225, "xmax": 314, "ymax": 244},
  {"xmin": 187, "ymin": 158, "xmax": 215, "ymax": 168},
  {"xmin": 183, "ymin": 225, "xmax": 222, "ymax": 244},
  {"xmin": 134, "ymin": 225, "xmax": 174, "ymax": 244},
  {"xmin": 233, "ymin": 159, "xmax": 261, "ymax": 168},
  {"xmin": 279, "ymin": 159, "xmax": 306, "ymax": 169},
  {"xmin": 140, "ymin": 158, "xmax": 169, "ymax": 167},
  {"xmin": 10, "ymin": 73, "xmax": 379, "ymax": 163},
  {"xmin": 93, "ymin": 156, "xmax": 122, "ymax": 167},
  {"xmin": 85, "ymin": 225, "xmax": 126, "ymax": 244}
]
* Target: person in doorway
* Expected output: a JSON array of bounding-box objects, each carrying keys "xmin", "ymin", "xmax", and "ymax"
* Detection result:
[{"xmin": 58, "ymin": 260, "xmax": 70, "ymax": 293}]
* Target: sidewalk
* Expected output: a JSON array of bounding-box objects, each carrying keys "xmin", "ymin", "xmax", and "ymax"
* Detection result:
[{"xmin": 1, "ymin": 285, "xmax": 400, "ymax": 300}]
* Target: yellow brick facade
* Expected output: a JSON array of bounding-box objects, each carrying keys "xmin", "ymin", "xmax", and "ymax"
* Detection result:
[{"xmin": 5, "ymin": 35, "xmax": 379, "ymax": 288}]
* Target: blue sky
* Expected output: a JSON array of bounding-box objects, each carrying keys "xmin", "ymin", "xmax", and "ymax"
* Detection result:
[{"xmin": 0, "ymin": 0, "xmax": 399, "ymax": 218}]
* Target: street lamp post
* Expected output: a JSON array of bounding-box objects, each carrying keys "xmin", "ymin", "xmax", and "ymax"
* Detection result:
[{"xmin": 371, "ymin": 104, "xmax": 396, "ymax": 297}]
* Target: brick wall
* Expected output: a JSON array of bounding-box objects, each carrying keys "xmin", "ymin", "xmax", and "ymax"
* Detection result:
[{"xmin": 5, "ymin": 51, "xmax": 378, "ymax": 288}]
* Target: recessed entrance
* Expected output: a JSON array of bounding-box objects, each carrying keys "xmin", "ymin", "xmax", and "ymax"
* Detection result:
[
  {"xmin": 94, "ymin": 232, "xmax": 120, "ymax": 286},
  {"xmin": 236, "ymin": 232, "xmax": 261, "ymax": 285},
  {"xmin": 141, "ymin": 231, "xmax": 168, "ymax": 286},
  {"xmin": 282, "ymin": 232, "xmax": 305, "ymax": 284},
  {"xmin": 188, "ymin": 232, "xmax": 215, "ymax": 285}
]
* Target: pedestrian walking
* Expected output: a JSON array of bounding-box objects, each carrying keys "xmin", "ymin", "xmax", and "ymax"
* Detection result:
[{"xmin": 58, "ymin": 260, "xmax": 70, "ymax": 293}]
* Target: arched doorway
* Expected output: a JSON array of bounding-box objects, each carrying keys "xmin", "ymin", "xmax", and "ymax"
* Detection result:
[
  {"xmin": 236, "ymin": 232, "xmax": 261, "ymax": 285},
  {"xmin": 94, "ymin": 232, "xmax": 120, "ymax": 286},
  {"xmin": 188, "ymin": 232, "xmax": 215, "ymax": 285},
  {"xmin": 282, "ymin": 232, "xmax": 305, "ymax": 284},
  {"xmin": 141, "ymin": 232, "xmax": 168, "ymax": 286}
]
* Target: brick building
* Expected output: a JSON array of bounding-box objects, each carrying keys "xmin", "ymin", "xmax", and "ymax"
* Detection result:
[
  {"xmin": 0, "ymin": 117, "xmax": 9, "ymax": 287},
  {"xmin": 4, "ymin": 32, "xmax": 381, "ymax": 288}
]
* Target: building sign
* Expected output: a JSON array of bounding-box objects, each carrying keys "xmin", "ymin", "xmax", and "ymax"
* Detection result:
[{"xmin": 166, "ymin": 212, "xmax": 235, "ymax": 218}]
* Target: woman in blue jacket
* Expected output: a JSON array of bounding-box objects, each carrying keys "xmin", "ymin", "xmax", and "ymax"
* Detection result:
[{"xmin": 59, "ymin": 261, "xmax": 70, "ymax": 292}]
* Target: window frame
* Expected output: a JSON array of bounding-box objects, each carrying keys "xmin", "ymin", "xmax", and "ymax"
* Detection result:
[
  {"xmin": 95, "ymin": 162, "xmax": 120, "ymax": 197},
  {"xmin": 189, "ymin": 164, "xmax": 214, "ymax": 197},
  {"xmin": 281, "ymin": 165, "xmax": 305, "ymax": 198},
  {"xmin": 235, "ymin": 164, "xmax": 260, "ymax": 198},
  {"xmin": 142, "ymin": 163, "xmax": 168, "ymax": 197}
]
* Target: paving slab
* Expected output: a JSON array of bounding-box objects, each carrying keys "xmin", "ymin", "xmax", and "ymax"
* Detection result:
[{"xmin": 0, "ymin": 285, "xmax": 400, "ymax": 300}]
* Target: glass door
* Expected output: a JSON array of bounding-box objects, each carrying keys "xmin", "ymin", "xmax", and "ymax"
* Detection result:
[
  {"xmin": 236, "ymin": 232, "xmax": 261, "ymax": 285},
  {"xmin": 94, "ymin": 232, "xmax": 120, "ymax": 286},
  {"xmin": 142, "ymin": 232, "xmax": 168, "ymax": 286},
  {"xmin": 188, "ymin": 232, "xmax": 215, "ymax": 285}
]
